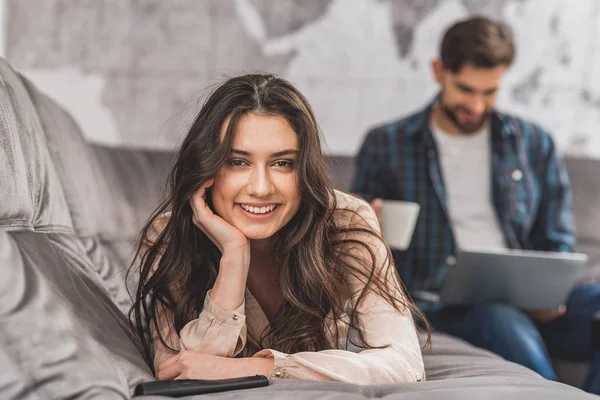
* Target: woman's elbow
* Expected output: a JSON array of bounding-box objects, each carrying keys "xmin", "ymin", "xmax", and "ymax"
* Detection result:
[{"xmin": 375, "ymin": 352, "xmax": 425, "ymax": 384}]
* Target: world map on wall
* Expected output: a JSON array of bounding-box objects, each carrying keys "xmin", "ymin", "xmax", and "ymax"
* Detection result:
[{"xmin": 4, "ymin": 0, "xmax": 600, "ymax": 156}]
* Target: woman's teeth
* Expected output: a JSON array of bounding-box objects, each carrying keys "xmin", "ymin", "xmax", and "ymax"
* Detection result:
[{"xmin": 240, "ymin": 204, "xmax": 277, "ymax": 214}]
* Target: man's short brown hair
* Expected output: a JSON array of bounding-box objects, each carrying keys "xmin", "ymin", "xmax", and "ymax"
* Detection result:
[{"xmin": 440, "ymin": 16, "xmax": 515, "ymax": 73}]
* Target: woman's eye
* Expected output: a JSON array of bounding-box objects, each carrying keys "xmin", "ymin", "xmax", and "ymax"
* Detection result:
[
  {"xmin": 274, "ymin": 160, "xmax": 294, "ymax": 168},
  {"xmin": 229, "ymin": 159, "xmax": 247, "ymax": 167}
]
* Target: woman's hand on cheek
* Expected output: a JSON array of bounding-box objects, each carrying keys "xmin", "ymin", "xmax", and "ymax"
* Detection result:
[
  {"xmin": 190, "ymin": 179, "xmax": 249, "ymax": 254},
  {"xmin": 192, "ymin": 179, "xmax": 250, "ymax": 310},
  {"xmin": 156, "ymin": 350, "xmax": 274, "ymax": 380}
]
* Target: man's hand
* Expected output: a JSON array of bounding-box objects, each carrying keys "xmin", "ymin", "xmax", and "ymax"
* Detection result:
[
  {"xmin": 156, "ymin": 350, "xmax": 274, "ymax": 380},
  {"xmin": 371, "ymin": 198, "xmax": 383, "ymax": 227},
  {"xmin": 525, "ymin": 305, "xmax": 567, "ymax": 323}
]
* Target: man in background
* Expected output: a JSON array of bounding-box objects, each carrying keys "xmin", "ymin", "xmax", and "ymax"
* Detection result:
[{"xmin": 352, "ymin": 16, "xmax": 599, "ymax": 394}]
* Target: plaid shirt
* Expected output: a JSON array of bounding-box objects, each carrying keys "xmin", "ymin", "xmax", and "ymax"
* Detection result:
[{"xmin": 351, "ymin": 100, "xmax": 576, "ymax": 293}]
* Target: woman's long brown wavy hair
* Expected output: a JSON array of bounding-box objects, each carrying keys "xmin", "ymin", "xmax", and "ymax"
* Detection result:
[{"xmin": 128, "ymin": 74, "xmax": 430, "ymax": 372}]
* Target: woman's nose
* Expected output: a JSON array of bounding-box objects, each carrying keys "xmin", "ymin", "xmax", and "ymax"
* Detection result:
[{"xmin": 246, "ymin": 167, "xmax": 274, "ymax": 197}]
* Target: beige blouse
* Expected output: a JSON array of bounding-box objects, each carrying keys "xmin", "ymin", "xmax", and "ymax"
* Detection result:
[{"xmin": 144, "ymin": 190, "xmax": 425, "ymax": 384}]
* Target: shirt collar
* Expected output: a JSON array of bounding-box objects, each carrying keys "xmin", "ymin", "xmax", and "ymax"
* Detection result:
[{"xmin": 406, "ymin": 93, "xmax": 516, "ymax": 139}]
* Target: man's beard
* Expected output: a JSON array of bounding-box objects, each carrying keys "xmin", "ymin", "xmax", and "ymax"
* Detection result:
[{"xmin": 440, "ymin": 102, "xmax": 492, "ymax": 134}]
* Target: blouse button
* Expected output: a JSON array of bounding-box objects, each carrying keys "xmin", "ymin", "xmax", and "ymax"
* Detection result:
[
  {"xmin": 274, "ymin": 371, "xmax": 282, "ymax": 378},
  {"xmin": 232, "ymin": 314, "xmax": 238, "ymax": 321},
  {"xmin": 511, "ymin": 169, "xmax": 523, "ymax": 182}
]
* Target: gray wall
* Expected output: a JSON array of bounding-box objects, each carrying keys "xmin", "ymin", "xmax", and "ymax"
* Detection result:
[{"xmin": 3, "ymin": 0, "xmax": 600, "ymax": 157}]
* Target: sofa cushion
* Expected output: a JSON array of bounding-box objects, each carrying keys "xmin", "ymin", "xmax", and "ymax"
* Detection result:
[
  {"xmin": 23, "ymin": 76, "xmax": 172, "ymax": 241},
  {"xmin": 21, "ymin": 78, "xmax": 135, "ymax": 240},
  {"xmin": 21, "ymin": 74, "xmax": 174, "ymax": 313},
  {"xmin": 0, "ymin": 230, "xmax": 131, "ymax": 399},
  {"xmin": 0, "ymin": 57, "xmax": 154, "ymax": 392},
  {"xmin": 0, "ymin": 59, "xmax": 72, "ymax": 232},
  {"xmin": 6, "ymin": 230, "xmax": 154, "ymax": 394},
  {"xmin": 183, "ymin": 379, "xmax": 594, "ymax": 399}
]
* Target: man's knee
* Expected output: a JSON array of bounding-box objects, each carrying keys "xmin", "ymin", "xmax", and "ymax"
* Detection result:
[
  {"xmin": 467, "ymin": 303, "xmax": 554, "ymax": 378},
  {"xmin": 468, "ymin": 303, "xmax": 544, "ymax": 343}
]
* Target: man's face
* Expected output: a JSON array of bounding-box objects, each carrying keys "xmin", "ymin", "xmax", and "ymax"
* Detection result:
[{"xmin": 434, "ymin": 61, "xmax": 507, "ymax": 134}]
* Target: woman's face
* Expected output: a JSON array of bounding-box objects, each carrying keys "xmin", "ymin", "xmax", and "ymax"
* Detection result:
[{"xmin": 211, "ymin": 112, "xmax": 302, "ymax": 242}]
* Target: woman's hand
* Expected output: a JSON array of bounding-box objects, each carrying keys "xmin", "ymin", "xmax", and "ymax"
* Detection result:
[
  {"xmin": 190, "ymin": 179, "xmax": 250, "ymax": 310},
  {"xmin": 190, "ymin": 179, "xmax": 249, "ymax": 254},
  {"xmin": 156, "ymin": 350, "xmax": 274, "ymax": 380}
]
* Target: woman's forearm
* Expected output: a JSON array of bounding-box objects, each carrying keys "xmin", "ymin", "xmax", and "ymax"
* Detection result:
[
  {"xmin": 210, "ymin": 246, "xmax": 250, "ymax": 311},
  {"xmin": 239, "ymin": 356, "xmax": 274, "ymax": 377}
]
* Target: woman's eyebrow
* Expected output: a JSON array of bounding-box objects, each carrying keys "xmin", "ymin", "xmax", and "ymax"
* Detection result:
[
  {"xmin": 231, "ymin": 149, "xmax": 299, "ymax": 157},
  {"xmin": 270, "ymin": 149, "xmax": 298, "ymax": 157}
]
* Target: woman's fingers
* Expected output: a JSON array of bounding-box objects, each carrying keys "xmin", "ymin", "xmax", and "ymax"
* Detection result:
[
  {"xmin": 189, "ymin": 199, "xmax": 221, "ymax": 244},
  {"xmin": 199, "ymin": 178, "xmax": 214, "ymax": 201},
  {"xmin": 156, "ymin": 360, "xmax": 182, "ymax": 381},
  {"xmin": 188, "ymin": 180, "xmax": 248, "ymax": 253},
  {"xmin": 190, "ymin": 180, "xmax": 219, "ymax": 236},
  {"xmin": 157, "ymin": 353, "xmax": 180, "ymax": 372},
  {"xmin": 190, "ymin": 179, "xmax": 214, "ymax": 222}
]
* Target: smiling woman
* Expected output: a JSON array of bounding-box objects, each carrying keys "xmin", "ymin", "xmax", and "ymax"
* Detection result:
[
  {"xmin": 128, "ymin": 74, "xmax": 430, "ymax": 384},
  {"xmin": 211, "ymin": 113, "xmax": 302, "ymax": 243}
]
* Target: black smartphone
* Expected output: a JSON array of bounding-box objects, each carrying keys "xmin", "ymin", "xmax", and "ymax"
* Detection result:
[{"xmin": 133, "ymin": 375, "xmax": 269, "ymax": 397}]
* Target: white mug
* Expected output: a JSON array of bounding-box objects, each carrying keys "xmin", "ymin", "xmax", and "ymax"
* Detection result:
[{"xmin": 380, "ymin": 200, "xmax": 420, "ymax": 250}]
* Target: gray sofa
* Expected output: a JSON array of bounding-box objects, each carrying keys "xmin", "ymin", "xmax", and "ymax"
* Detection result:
[{"xmin": 0, "ymin": 56, "xmax": 597, "ymax": 399}]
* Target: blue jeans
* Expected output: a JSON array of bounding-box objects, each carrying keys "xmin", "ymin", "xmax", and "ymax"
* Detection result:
[{"xmin": 419, "ymin": 283, "xmax": 600, "ymax": 395}]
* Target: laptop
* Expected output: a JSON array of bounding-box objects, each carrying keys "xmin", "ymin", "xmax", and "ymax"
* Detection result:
[{"xmin": 436, "ymin": 248, "xmax": 588, "ymax": 311}]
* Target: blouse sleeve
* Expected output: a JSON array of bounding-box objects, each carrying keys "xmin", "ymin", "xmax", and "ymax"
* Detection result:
[
  {"xmin": 252, "ymin": 198, "xmax": 425, "ymax": 384},
  {"xmin": 141, "ymin": 214, "xmax": 247, "ymax": 372}
]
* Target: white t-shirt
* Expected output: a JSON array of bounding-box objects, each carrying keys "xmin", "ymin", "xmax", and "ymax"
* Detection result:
[{"xmin": 430, "ymin": 123, "xmax": 506, "ymax": 250}]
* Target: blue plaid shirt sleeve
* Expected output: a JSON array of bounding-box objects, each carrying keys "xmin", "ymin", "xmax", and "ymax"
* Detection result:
[
  {"xmin": 351, "ymin": 128, "xmax": 389, "ymax": 201},
  {"xmin": 529, "ymin": 131, "xmax": 576, "ymax": 253}
]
